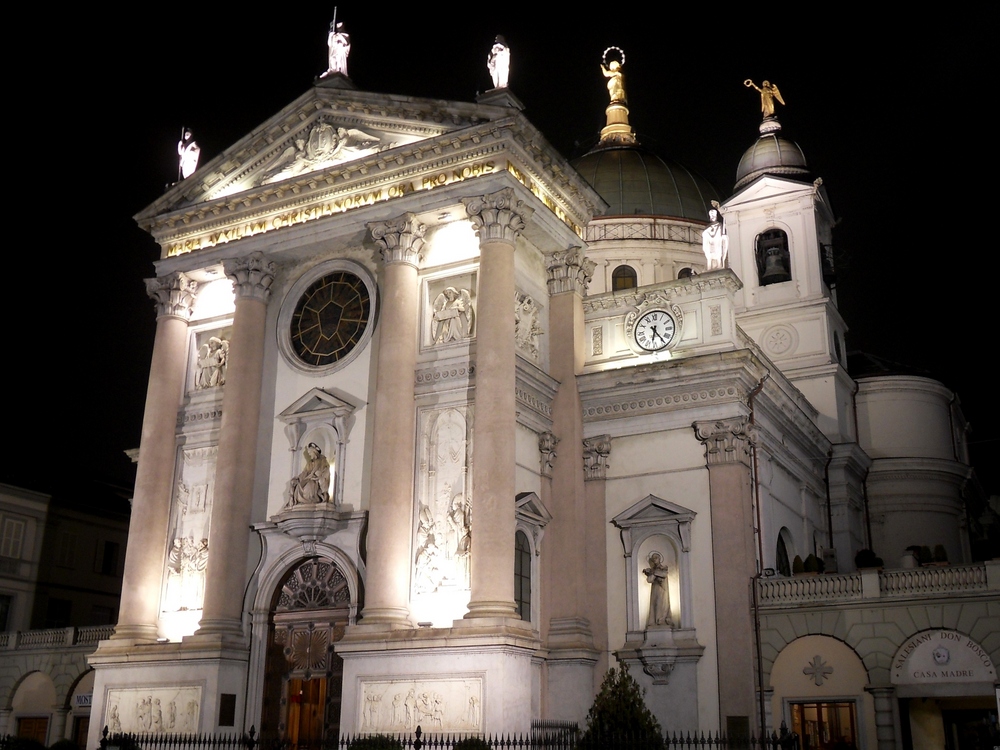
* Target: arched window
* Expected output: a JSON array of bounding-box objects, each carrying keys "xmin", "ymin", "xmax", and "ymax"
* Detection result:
[
  {"xmin": 612, "ymin": 265, "xmax": 637, "ymax": 291},
  {"xmin": 677, "ymin": 267, "xmax": 695, "ymax": 279},
  {"xmin": 755, "ymin": 229, "xmax": 791, "ymax": 285},
  {"xmin": 776, "ymin": 533, "xmax": 791, "ymax": 577},
  {"xmin": 514, "ymin": 530, "xmax": 531, "ymax": 622}
]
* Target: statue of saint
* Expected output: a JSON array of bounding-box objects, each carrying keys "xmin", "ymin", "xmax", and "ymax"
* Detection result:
[
  {"xmin": 487, "ymin": 35, "xmax": 510, "ymax": 89},
  {"xmin": 287, "ymin": 442, "xmax": 332, "ymax": 506},
  {"xmin": 702, "ymin": 204, "xmax": 729, "ymax": 270},
  {"xmin": 432, "ymin": 287, "xmax": 474, "ymax": 344},
  {"xmin": 602, "ymin": 59, "xmax": 626, "ymax": 104},
  {"xmin": 177, "ymin": 129, "xmax": 200, "ymax": 180},
  {"xmin": 744, "ymin": 79, "xmax": 785, "ymax": 118},
  {"xmin": 643, "ymin": 551, "xmax": 672, "ymax": 627},
  {"xmin": 326, "ymin": 21, "xmax": 351, "ymax": 76},
  {"xmin": 196, "ymin": 336, "xmax": 229, "ymax": 389}
]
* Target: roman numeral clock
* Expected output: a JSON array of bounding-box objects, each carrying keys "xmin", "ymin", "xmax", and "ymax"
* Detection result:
[{"xmin": 625, "ymin": 297, "xmax": 683, "ymax": 356}]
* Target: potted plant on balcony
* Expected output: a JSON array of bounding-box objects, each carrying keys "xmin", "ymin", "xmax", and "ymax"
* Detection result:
[
  {"xmin": 918, "ymin": 546, "xmax": 933, "ymax": 566},
  {"xmin": 854, "ymin": 549, "xmax": 884, "ymax": 570},
  {"xmin": 792, "ymin": 555, "xmax": 805, "ymax": 576},
  {"xmin": 931, "ymin": 544, "xmax": 949, "ymax": 566},
  {"xmin": 803, "ymin": 554, "xmax": 824, "ymax": 575}
]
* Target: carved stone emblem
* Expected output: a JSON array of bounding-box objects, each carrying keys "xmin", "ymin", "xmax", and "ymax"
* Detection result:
[{"xmin": 258, "ymin": 122, "xmax": 386, "ymax": 186}]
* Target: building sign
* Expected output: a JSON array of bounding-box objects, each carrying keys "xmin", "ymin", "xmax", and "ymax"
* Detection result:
[
  {"xmin": 891, "ymin": 630, "xmax": 996, "ymax": 684},
  {"xmin": 76, "ymin": 692, "xmax": 93, "ymax": 707}
]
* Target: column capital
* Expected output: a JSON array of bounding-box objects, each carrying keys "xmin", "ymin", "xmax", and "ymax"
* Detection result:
[
  {"xmin": 547, "ymin": 247, "xmax": 596, "ymax": 296},
  {"xmin": 223, "ymin": 251, "xmax": 276, "ymax": 303},
  {"xmin": 145, "ymin": 272, "xmax": 199, "ymax": 319},
  {"xmin": 583, "ymin": 435, "xmax": 611, "ymax": 481},
  {"xmin": 462, "ymin": 188, "xmax": 534, "ymax": 246},
  {"xmin": 368, "ymin": 213, "xmax": 426, "ymax": 267},
  {"xmin": 693, "ymin": 417, "xmax": 757, "ymax": 466},
  {"xmin": 538, "ymin": 431, "xmax": 559, "ymax": 478}
]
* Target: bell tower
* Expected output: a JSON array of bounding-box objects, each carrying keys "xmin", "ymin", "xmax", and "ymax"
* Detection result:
[{"xmin": 723, "ymin": 84, "xmax": 853, "ymax": 443}]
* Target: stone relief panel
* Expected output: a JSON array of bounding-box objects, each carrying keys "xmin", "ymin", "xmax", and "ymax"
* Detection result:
[
  {"xmin": 191, "ymin": 326, "xmax": 232, "ymax": 391},
  {"xmin": 414, "ymin": 407, "xmax": 473, "ymax": 598},
  {"xmin": 514, "ymin": 291, "xmax": 544, "ymax": 361},
  {"xmin": 359, "ymin": 677, "xmax": 482, "ymax": 734},
  {"xmin": 105, "ymin": 686, "xmax": 202, "ymax": 734},
  {"xmin": 423, "ymin": 272, "xmax": 477, "ymax": 350},
  {"xmin": 256, "ymin": 122, "xmax": 389, "ymax": 187},
  {"xmin": 161, "ymin": 447, "xmax": 216, "ymax": 613}
]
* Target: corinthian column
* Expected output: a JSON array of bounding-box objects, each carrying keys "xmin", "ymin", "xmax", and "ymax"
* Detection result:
[
  {"xmin": 114, "ymin": 273, "xmax": 198, "ymax": 641},
  {"xmin": 461, "ymin": 188, "xmax": 533, "ymax": 620},
  {"xmin": 693, "ymin": 417, "xmax": 759, "ymax": 728},
  {"xmin": 197, "ymin": 252, "xmax": 275, "ymax": 639},
  {"xmin": 361, "ymin": 213, "xmax": 425, "ymax": 627}
]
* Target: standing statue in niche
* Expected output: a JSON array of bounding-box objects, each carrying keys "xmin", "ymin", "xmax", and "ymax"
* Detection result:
[
  {"xmin": 196, "ymin": 336, "xmax": 229, "ymax": 389},
  {"xmin": 324, "ymin": 16, "xmax": 351, "ymax": 77},
  {"xmin": 177, "ymin": 129, "xmax": 201, "ymax": 180},
  {"xmin": 432, "ymin": 287, "xmax": 474, "ymax": 344},
  {"xmin": 514, "ymin": 292, "xmax": 543, "ymax": 359},
  {"xmin": 744, "ymin": 79, "xmax": 785, "ymax": 118},
  {"xmin": 702, "ymin": 202, "xmax": 729, "ymax": 270},
  {"xmin": 643, "ymin": 551, "xmax": 672, "ymax": 627},
  {"xmin": 601, "ymin": 47, "xmax": 627, "ymax": 104},
  {"xmin": 287, "ymin": 442, "xmax": 332, "ymax": 506},
  {"xmin": 487, "ymin": 35, "xmax": 510, "ymax": 89}
]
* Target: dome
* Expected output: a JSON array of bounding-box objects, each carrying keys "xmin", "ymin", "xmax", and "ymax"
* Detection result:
[
  {"xmin": 573, "ymin": 145, "xmax": 720, "ymax": 220},
  {"xmin": 734, "ymin": 120, "xmax": 810, "ymax": 191}
]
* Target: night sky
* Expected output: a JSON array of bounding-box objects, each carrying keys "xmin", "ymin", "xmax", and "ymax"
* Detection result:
[{"xmin": 11, "ymin": 10, "xmax": 994, "ymax": 498}]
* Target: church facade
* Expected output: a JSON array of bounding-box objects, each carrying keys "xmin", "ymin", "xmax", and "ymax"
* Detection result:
[{"xmin": 71, "ymin": 54, "xmax": 997, "ymax": 750}]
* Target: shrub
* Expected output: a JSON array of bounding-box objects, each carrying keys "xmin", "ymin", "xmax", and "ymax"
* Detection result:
[
  {"xmin": 792, "ymin": 555, "xmax": 804, "ymax": 574},
  {"xmin": 933, "ymin": 544, "xmax": 948, "ymax": 563},
  {"xmin": 348, "ymin": 736, "xmax": 403, "ymax": 750},
  {"xmin": 803, "ymin": 553, "xmax": 824, "ymax": 573},
  {"xmin": 579, "ymin": 664, "xmax": 664, "ymax": 750},
  {"xmin": 453, "ymin": 738, "xmax": 493, "ymax": 750},
  {"xmin": 854, "ymin": 549, "xmax": 883, "ymax": 569}
]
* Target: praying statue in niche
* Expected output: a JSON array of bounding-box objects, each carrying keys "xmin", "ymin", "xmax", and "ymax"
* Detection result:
[
  {"xmin": 196, "ymin": 336, "xmax": 229, "ymax": 389},
  {"xmin": 744, "ymin": 79, "xmax": 785, "ymax": 119},
  {"xmin": 487, "ymin": 35, "xmax": 510, "ymax": 89},
  {"xmin": 325, "ymin": 17, "xmax": 351, "ymax": 77},
  {"xmin": 432, "ymin": 287, "xmax": 474, "ymax": 344},
  {"xmin": 601, "ymin": 47, "xmax": 627, "ymax": 104},
  {"xmin": 287, "ymin": 442, "xmax": 332, "ymax": 506},
  {"xmin": 643, "ymin": 551, "xmax": 672, "ymax": 627},
  {"xmin": 702, "ymin": 202, "xmax": 729, "ymax": 271},
  {"xmin": 177, "ymin": 129, "xmax": 201, "ymax": 180}
]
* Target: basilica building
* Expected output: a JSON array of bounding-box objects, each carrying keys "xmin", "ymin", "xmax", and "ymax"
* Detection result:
[{"xmin": 28, "ymin": 39, "xmax": 992, "ymax": 750}]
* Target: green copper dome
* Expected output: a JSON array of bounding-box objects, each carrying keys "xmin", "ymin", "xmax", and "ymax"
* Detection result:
[
  {"xmin": 734, "ymin": 120, "xmax": 810, "ymax": 191},
  {"xmin": 573, "ymin": 145, "xmax": 720, "ymax": 220}
]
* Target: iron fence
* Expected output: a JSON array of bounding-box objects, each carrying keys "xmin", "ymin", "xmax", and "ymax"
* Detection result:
[{"xmin": 97, "ymin": 725, "xmax": 800, "ymax": 750}]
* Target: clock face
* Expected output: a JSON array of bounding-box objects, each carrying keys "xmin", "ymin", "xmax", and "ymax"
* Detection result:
[
  {"xmin": 634, "ymin": 309, "xmax": 677, "ymax": 352},
  {"xmin": 289, "ymin": 271, "xmax": 371, "ymax": 367}
]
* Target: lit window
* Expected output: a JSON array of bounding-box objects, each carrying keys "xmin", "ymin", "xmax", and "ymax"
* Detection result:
[
  {"xmin": 612, "ymin": 265, "xmax": 637, "ymax": 291},
  {"xmin": 790, "ymin": 701, "xmax": 858, "ymax": 750}
]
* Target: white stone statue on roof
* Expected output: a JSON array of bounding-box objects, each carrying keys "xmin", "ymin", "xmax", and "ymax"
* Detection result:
[
  {"xmin": 487, "ymin": 35, "xmax": 510, "ymax": 89},
  {"xmin": 177, "ymin": 128, "xmax": 200, "ymax": 180},
  {"xmin": 325, "ymin": 15, "xmax": 351, "ymax": 77}
]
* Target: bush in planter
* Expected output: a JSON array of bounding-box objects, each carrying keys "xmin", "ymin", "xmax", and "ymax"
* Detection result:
[
  {"xmin": 803, "ymin": 554, "xmax": 824, "ymax": 573},
  {"xmin": 579, "ymin": 664, "xmax": 665, "ymax": 750},
  {"xmin": 792, "ymin": 555, "xmax": 805, "ymax": 574},
  {"xmin": 454, "ymin": 738, "xmax": 493, "ymax": 750},
  {"xmin": 918, "ymin": 546, "xmax": 933, "ymax": 565},
  {"xmin": 854, "ymin": 549, "xmax": 884, "ymax": 569},
  {"xmin": 348, "ymin": 736, "xmax": 403, "ymax": 750},
  {"xmin": 933, "ymin": 544, "xmax": 949, "ymax": 563}
]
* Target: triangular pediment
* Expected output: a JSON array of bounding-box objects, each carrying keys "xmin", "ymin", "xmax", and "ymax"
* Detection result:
[
  {"xmin": 279, "ymin": 388, "xmax": 360, "ymax": 422},
  {"xmin": 612, "ymin": 494, "xmax": 695, "ymax": 528},
  {"xmin": 515, "ymin": 492, "xmax": 552, "ymax": 527},
  {"xmin": 138, "ymin": 84, "xmax": 513, "ymax": 221},
  {"xmin": 723, "ymin": 174, "xmax": 821, "ymax": 211}
]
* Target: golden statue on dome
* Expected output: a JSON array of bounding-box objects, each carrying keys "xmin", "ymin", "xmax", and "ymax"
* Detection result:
[
  {"xmin": 745, "ymin": 79, "xmax": 785, "ymax": 119},
  {"xmin": 601, "ymin": 47, "xmax": 627, "ymax": 104}
]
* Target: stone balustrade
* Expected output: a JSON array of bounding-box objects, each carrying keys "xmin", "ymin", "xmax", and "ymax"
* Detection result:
[
  {"xmin": 758, "ymin": 561, "xmax": 999, "ymax": 609},
  {"xmin": 0, "ymin": 624, "xmax": 115, "ymax": 650}
]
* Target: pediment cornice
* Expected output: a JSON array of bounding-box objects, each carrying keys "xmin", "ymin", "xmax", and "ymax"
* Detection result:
[{"xmin": 136, "ymin": 88, "xmax": 604, "ymax": 260}]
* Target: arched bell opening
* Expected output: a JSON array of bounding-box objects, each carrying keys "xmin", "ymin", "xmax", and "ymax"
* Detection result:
[{"xmin": 261, "ymin": 557, "xmax": 353, "ymax": 747}]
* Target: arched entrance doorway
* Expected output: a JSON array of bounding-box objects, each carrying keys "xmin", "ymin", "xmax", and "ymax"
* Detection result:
[{"xmin": 262, "ymin": 558, "xmax": 352, "ymax": 746}]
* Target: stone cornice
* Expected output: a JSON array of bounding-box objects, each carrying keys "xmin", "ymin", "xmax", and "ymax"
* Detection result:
[
  {"xmin": 462, "ymin": 188, "xmax": 534, "ymax": 246},
  {"xmin": 223, "ymin": 252, "xmax": 276, "ymax": 303},
  {"xmin": 583, "ymin": 270, "xmax": 742, "ymax": 314},
  {"xmin": 368, "ymin": 213, "xmax": 426, "ymax": 267},
  {"xmin": 145, "ymin": 272, "xmax": 199, "ymax": 319},
  {"xmin": 414, "ymin": 360, "xmax": 475, "ymax": 394},
  {"xmin": 547, "ymin": 247, "xmax": 596, "ymax": 296}
]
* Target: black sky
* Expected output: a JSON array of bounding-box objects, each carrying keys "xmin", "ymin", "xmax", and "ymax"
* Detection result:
[{"xmin": 10, "ymin": 9, "xmax": 994, "ymax": 496}]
